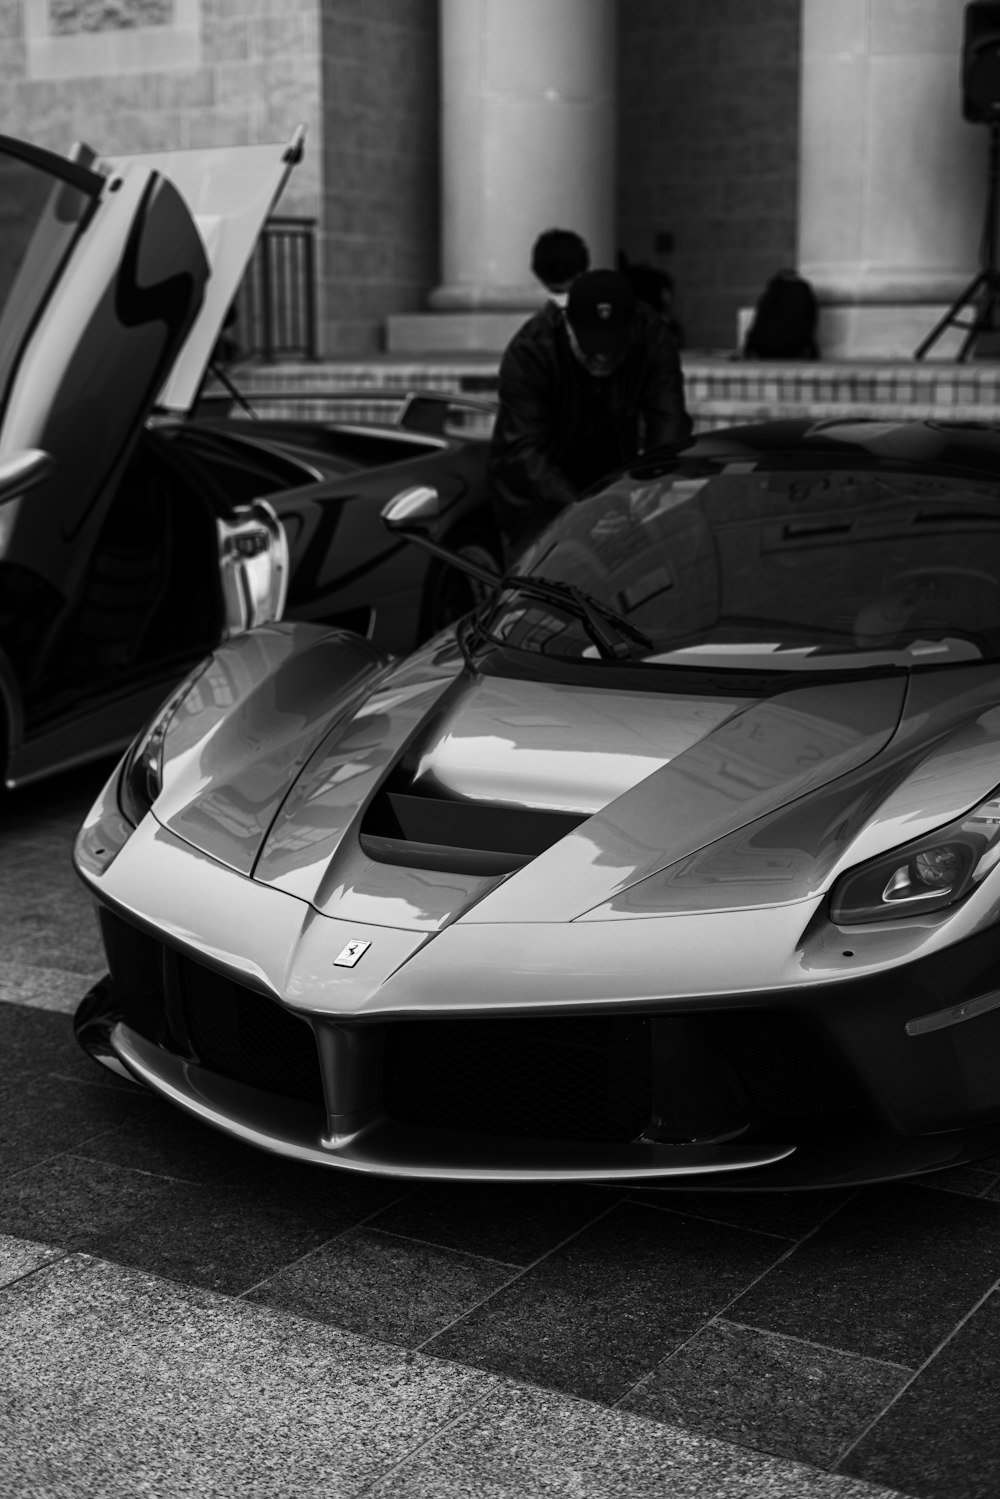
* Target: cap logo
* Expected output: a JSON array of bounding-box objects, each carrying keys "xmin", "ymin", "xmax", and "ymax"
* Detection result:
[{"xmin": 597, "ymin": 302, "xmax": 613, "ymax": 320}]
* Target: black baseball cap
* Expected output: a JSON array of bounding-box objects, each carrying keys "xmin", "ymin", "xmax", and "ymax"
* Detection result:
[{"xmin": 566, "ymin": 270, "xmax": 637, "ymax": 355}]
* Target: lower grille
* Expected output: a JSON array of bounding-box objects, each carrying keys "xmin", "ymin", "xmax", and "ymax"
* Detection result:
[
  {"xmin": 103, "ymin": 901, "xmax": 861, "ymax": 1136},
  {"xmin": 383, "ymin": 1008, "xmax": 863, "ymax": 1144},
  {"xmin": 177, "ymin": 958, "xmax": 326, "ymax": 1107},
  {"xmin": 384, "ymin": 1015, "xmax": 652, "ymax": 1142}
]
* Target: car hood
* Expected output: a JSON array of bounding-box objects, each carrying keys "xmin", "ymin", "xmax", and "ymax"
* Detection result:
[
  {"xmin": 101, "ymin": 131, "xmax": 303, "ymax": 412},
  {"xmin": 155, "ymin": 634, "xmax": 1000, "ymax": 930}
]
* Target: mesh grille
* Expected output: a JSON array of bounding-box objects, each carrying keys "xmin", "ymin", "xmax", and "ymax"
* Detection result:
[
  {"xmin": 711, "ymin": 1010, "xmax": 863, "ymax": 1117},
  {"xmin": 384, "ymin": 1008, "xmax": 863, "ymax": 1143},
  {"xmin": 178, "ymin": 959, "xmax": 325, "ymax": 1107},
  {"xmin": 384, "ymin": 1015, "xmax": 652, "ymax": 1142}
]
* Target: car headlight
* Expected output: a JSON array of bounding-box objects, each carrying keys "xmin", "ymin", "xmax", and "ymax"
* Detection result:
[
  {"xmin": 118, "ymin": 662, "xmax": 209, "ymax": 827},
  {"xmin": 829, "ymin": 790, "xmax": 1000, "ymax": 923}
]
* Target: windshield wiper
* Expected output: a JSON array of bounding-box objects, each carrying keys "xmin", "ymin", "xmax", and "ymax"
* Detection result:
[
  {"xmin": 456, "ymin": 608, "xmax": 502, "ymax": 668},
  {"xmin": 502, "ymin": 573, "xmax": 654, "ymax": 660}
]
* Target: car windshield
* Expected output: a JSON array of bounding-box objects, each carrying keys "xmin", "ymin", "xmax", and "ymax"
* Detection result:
[
  {"xmin": 485, "ymin": 458, "xmax": 1000, "ymax": 669},
  {"xmin": 0, "ymin": 142, "xmax": 98, "ymax": 424}
]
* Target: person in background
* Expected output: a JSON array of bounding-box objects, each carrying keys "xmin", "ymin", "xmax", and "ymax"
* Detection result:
[
  {"xmin": 530, "ymin": 227, "xmax": 590, "ymax": 306},
  {"xmin": 489, "ymin": 267, "xmax": 692, "ymax": 560},
  {"xmin": 617, "ymin": 249, "xmax": 685, "ymax": 348}
]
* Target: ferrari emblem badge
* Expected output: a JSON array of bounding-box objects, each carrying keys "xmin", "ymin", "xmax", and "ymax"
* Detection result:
[
  {"xmin": 334, "ymin": 939, "xmax": 370, "ymax": 968},
  {"xmin": 597, "ymin": 302, "xmax": 612, "ymax": 320}
]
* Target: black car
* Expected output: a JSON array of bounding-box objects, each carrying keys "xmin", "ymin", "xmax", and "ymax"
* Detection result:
[{"xmin": 0, "ymin": 131, "xmax": 495, "ymax": 790}]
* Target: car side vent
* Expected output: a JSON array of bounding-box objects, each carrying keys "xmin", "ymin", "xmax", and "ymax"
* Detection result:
[{"xmin": 359, "ymin": 789, "xmax": 585, "ymax": 874}]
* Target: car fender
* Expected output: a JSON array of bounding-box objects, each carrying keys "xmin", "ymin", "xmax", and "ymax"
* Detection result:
[{"xmin": 152, "ymin": 621, "xmax": 393, "ymax": 874}]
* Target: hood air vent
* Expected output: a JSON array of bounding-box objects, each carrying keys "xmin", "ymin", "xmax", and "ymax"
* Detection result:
[{"xmin": 359, "ymin": 789, "xmax": 585, "ymax": 875}]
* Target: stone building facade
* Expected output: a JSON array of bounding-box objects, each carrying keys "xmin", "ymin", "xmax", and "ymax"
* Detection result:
[
  {"xmin": 618, "ymin": 0, "xmax": 801, "ymax": 352},
  {"xmin": 0, "ymin": 1, "xmax": 987, "ymax": 357},
  {"xmin": 0, "ymin": 0, "xmax": 440, "ymax": 355}
]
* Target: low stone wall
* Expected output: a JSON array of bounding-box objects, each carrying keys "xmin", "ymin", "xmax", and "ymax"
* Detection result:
[{"xmin": 220, "ymin": 356, "xmax": 1000, "ymax": 434}]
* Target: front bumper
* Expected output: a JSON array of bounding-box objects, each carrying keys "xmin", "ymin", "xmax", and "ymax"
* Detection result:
[
  {"xmin": 73, "ymin": 766, "xmax": 1000, "ymax": 1189},
  {"xmin": 74, "ymin": 948, "xmax": 1000, "ymax": 1190}
]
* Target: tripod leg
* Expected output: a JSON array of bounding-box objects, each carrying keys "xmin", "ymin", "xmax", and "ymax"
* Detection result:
[
  {"xmin": 919, "ymin": 120, "xmax": 1000, "ymax": 362},
  {"xmin": 915, "ymin": 273, "xmax": 988, "ymax": 359},
  {"xmin": 956, "ymin": 273, "xmax": 1000, "ymax": 362}
]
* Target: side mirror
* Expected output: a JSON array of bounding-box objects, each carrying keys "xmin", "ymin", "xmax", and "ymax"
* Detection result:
[
  {"xmin": 380, "ymin": 482, "xmax": 500, "ymax": 590},
  {"xmin": 381, "ymin": 484, "xmax": 441, "ymax": 531},
  {"xmin": 0, "ymin": 449, "xmax": 57, "ymax": 506}
]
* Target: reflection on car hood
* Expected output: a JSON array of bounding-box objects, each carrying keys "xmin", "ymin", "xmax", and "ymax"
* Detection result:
[
  {"xmin": 156, "ymin": 632, "xmax": 1000, "ymax": 931},
  {"xmin": 234, "ymin": 650, "xmax": 941, "ymax": 929}
]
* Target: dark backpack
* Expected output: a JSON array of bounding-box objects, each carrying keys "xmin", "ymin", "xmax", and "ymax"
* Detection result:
[{"xmin": 743, "ymin": 269, "xmax": 819, "ymax": 359}]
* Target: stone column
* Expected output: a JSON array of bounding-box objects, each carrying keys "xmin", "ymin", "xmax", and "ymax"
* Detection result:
[
  {"xmin": 387, "ymin": 0, "xmax": 617, "ymax": 354},
  {"xmin": 798, "ymin": 0, "xmax": 989, "ymax": 358}
]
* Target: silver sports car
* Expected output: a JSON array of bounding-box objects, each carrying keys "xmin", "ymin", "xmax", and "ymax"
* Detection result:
[{"xmin": 74, "ymin": 418, "xmax": 1000, "ymax": 1189}]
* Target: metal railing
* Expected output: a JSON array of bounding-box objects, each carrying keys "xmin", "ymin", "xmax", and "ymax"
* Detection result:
[{"xmin": 235, "ymin": 216, "xmax": 317, "ymax": 362}]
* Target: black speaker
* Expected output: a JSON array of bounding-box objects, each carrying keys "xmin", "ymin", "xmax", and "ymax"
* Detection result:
[{"xmin": 964, "ymin": 2, "xmax": 1000, "ymax": 120}]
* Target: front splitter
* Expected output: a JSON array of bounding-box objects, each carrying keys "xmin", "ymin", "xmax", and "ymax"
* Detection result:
[{"xmin": 107, "ymin": 1021, "xmax": 796, "ymax": 1183}]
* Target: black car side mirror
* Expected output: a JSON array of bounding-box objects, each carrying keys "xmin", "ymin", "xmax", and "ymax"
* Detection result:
[
  {"xmin": 380, "ymin": 484, "xmax": 500, "ymax": 589},
  {"xmin": 0, "ymin": 448, "xmax": 57, "ymax": 506},
  {"xmin": 381, "ymin": 484, "xmax": 442, "ymax": 531}
]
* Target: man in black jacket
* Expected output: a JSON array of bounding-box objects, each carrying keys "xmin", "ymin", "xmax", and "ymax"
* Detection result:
[{"xmin": 488, "ymin": 268, "xmax": 691, "ymax": 559}]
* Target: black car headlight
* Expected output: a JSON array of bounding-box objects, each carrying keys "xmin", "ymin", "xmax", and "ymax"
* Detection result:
[
  {"xmin": 118, "ymin": 663, "xmax": 208, "ymax": 827},
  {"xmin": 830, "ymin": 790, "xmax": 1000, "ymax": 924}
]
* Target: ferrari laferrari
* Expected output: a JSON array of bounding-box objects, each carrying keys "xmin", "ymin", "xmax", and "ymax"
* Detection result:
[{"xmin": 74, "ymin": 418, "xmax": 1000, "ymax": 1189}]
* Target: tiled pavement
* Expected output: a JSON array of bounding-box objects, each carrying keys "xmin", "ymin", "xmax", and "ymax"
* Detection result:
[{"xmin": 3, "ymin": 767, "xmax": 1000, "ymax": 1497}]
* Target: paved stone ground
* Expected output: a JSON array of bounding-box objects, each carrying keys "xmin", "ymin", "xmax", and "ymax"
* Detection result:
[{"xmin": 3, "ymin": 763, "xmax": 1000, "ymax": 1498}]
